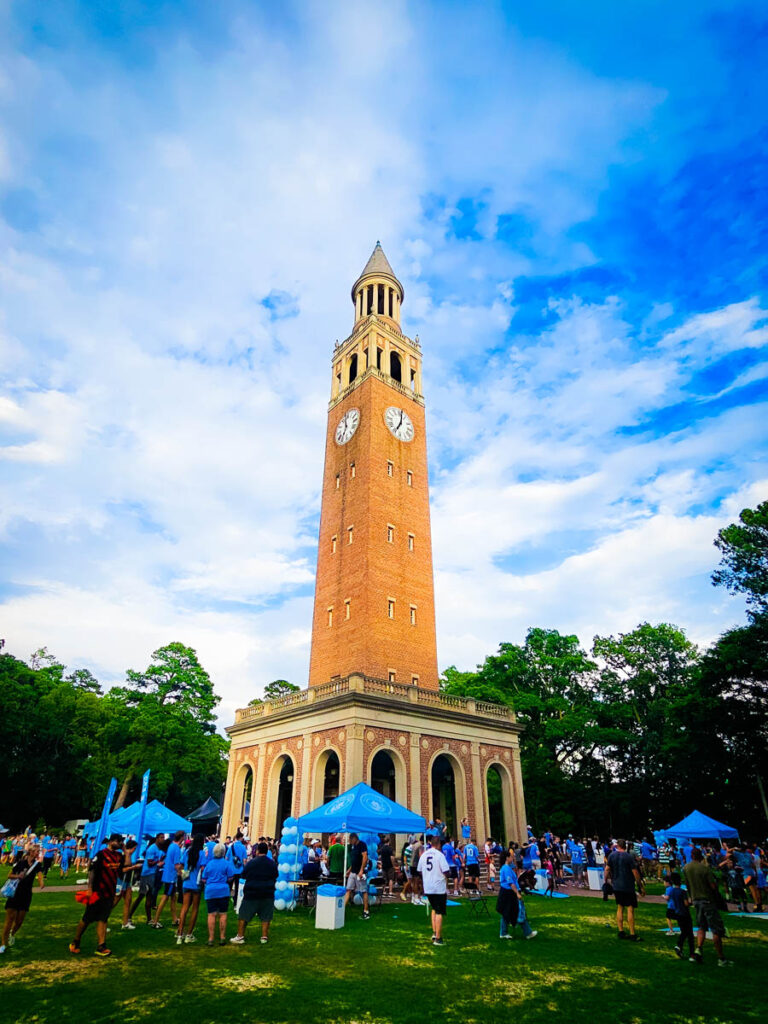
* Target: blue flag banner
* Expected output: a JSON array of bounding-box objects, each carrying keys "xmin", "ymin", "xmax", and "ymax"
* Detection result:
[
  {"xmin": 135, "ymin": 769, "xmax": 151, "ymax": 856},
  {"xmin": 92, "ymin": 778, "xmax": 117, "ymax": 856}
]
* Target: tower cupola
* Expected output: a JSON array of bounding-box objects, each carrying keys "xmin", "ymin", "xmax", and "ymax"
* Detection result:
[{"xmin": 351, "ymin": 241, "xmax": 404, "ymax": 327}]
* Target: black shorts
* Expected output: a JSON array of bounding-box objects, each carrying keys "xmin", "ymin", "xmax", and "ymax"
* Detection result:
[
  {"xmin": 427, "ymin": 893, "xmax": 447, "ymax": 915},
  {"xmin": 449, "ymin": 867, "xmax": 458, "ymax": 878},
  {"xmin": 466, "ymin": 864, "xmax": 480, "ymax": 878},
  {"xmin": 614, "ymin": 890, "xmax": 638, "ymax": 908},
  {"xmin": 163, "ymin": 879, "xmax": 182, "ymax": 897},
  {"xmin": 206, "ymin": 896, "xmax": 230, "ymax": 914},
  {"xmin": 82, "ymin": 897, "xmax": 113, "ymax": 925}
]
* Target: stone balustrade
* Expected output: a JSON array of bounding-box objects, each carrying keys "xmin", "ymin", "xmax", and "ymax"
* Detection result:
[{"xmin": 233, "ymin": 674, "xmax": 514, "ymax": 724}]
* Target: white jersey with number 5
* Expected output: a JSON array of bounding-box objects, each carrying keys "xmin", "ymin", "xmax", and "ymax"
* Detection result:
[{"xmin": 417, "ymin": 849, "xmax": 449, "ymax": 894}]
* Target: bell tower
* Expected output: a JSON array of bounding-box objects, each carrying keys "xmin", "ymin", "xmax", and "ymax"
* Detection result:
[
  {"xmin": 223, "ymin": 243, "xmax": 527, "ymax": 849},
  {"xmin": 309, "ymin": 242, "xmax": 438, "ymax": 689}
]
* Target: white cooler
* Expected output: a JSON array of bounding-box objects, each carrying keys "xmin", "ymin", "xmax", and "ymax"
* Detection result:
[
  {"xmin": 587, "ymin": 866, "xmax": 605, "ymax": 890},
  {"xmin": 315, "ymin": 885, "xmax": 346, "ymax": 930}
]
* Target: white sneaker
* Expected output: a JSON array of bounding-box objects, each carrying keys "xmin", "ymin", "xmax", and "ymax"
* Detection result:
[
  {"xmin": 176, "ymin": 935, "xmax": 183, "ymax": 946},
  {"xmin": 229, "ymin": 935, "xmax": 245, "ymax": 944},
  {"xmin": 122, "ymin": 922, "xmax": 136, "ymax": 931},
  {"xmin": 500, "ymin": 934, "xmax": 512, "ymax": 940},
  {"xmin": 8, "ymin": 934, "xmax": 15, "ymax": 947},
  {"xmin": 0, "ymin": 945, "xmax": 6, "ymax": 954},
  {"xmin": 526, "ymin": 931, "xmax": 538, "ymax": 940},
  {"xmin": 184, "ymin": 935, "xmax": 196, "ymax": 944}
]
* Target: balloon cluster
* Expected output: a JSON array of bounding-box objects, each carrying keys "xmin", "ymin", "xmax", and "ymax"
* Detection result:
[{"xmin": 274, "ymin": 816, "xmax": 300, "ymax": 911}]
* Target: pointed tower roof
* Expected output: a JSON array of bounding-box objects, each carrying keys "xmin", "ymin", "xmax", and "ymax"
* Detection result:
[{"xmin": 351, "ymin": 241, "xmax": 404, "ymax": 302}]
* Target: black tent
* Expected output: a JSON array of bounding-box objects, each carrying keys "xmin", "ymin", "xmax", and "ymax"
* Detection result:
[{"xmin": 187, "ymin": 796, "xmax": 221, "ymax": 834}]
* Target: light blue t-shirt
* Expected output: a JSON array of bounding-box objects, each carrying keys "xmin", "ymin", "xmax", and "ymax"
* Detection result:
[
  {"xmin": 464, "ymin": 843, "xmax": 479, "ymax": 865},
  {"xmin": 182, "ymin": 848, "xmax": 203, "ymax": 892},
  {"xmin": 227, "ymin": 840, "xmax": 247, "ymax": 875},
  {"xmin": 500, "ymin": 864, "xmax": 519, "ymax": 890},
  {"xmin": 202, "ymin": 857, "xmax": 234, "ymax": 899},
  {"xmin": 641, "ymin": 842, "xmax": 656, "ymax": 860},
  {"xmin": 442, "ymin": 843, "xmax": 456, "ymax": 867},
  {"xmin": 461, "ymin": 824, "xmax": 471, "ymax": 840},
  {"xmin": 162, "ymin": 842, "xmax": 183, "ymax": 884},
  {"xmin": 141, "ymin": 843, "xmax": 161, "ymax": 877},
  {"xmin": 571, "ymin": 845, "xmax": 584, "ymax": 865}
]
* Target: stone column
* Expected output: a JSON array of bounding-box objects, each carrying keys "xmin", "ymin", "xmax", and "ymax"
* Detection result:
[
  {"xmin": 409, "ymin": 733, "xmax": 422, "ymax": 814},
  {"xmin": 299, "ymin": 734, "xmax": 313, "ymax": 815},
  {"xmin": 253, "ymin": 745, "xmax": 266, "ymax": 837},
  {"xmin": 470, "ymin": 742, "xmax": 486, "ymax": 842}
]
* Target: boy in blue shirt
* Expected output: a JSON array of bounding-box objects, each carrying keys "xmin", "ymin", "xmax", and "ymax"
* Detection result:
[
  {"xmin": 497, "ymin": 849, "xmax": 537, "ymax": 940},
  {"xmin": 129, "ymin": 835, "xmax": 163, "ymax": 925},
  {"xmin": 153, "ymin": 831, "xmax": 185, "ymax": 927},
  {"xmin": 665, "ymin": 872, "xmax": 694, "ymax": 960},
  {"xmin": 463, "ymin": 839, "xmax": 480, "ymax": 893},
  {"xmin": 227, "ymin": 836, "xmax": 248, "ymax": 902}
]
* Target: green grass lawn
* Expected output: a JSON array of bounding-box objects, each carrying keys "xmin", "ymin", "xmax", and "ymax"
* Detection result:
[{"xmin": 0, "ymin": 891, "xmax": 764, "ymax": 1024}]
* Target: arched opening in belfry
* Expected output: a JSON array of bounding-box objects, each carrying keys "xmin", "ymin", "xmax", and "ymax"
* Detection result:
[
  {"xmin": 239, "ymin": 765, "xmax": 253, "ymax": 829},
  {"xmin": 275, "ymin": 755, "xmax": 295, "ymax": 836},
  {"xmin": 367, "ymin": 284, "xmax": 374, "ymax": 315},
  {"xmin": 370, "ymin": 749, "xmax": 396, "ymax": 801},
  {"xmin": 348, "ymin": 353, "xmax": 358, "ymax": 383},
  {"xmin": 431, "ymin": 754, "xmax": 457, "ymax": 838},
  {"xmin": 377, "ymin": 283, "xmax": 385, "ymax": 314},
  {"xmin": 390, "ymin": 350, "xmax": 402, "ymax": 383},
  {"xmin": 323, "ymin": 751, "xmax": 340, "ymax": 803},
  {"xmin": 388, "ymin": 289, "xmax": 394, "ymax": 318},
  {"xmin": 486, "ymin": 764, "xmax": 506, "ymax": 844}
]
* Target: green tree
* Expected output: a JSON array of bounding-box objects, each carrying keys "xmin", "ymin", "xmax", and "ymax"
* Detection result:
[
  {"xmin": 107, "ymin": 642, "xmax": 227, "ymax": 808},
  {"xmin": 592, "ymin": 622, "xmax": 700, "ymax": 829},
  {"xmin": 712, "ymin": 500, "xmax": 768, "ymax": 617},
  {"xmin": 263, "ymin": 679, "xmax": 300, "ymax": 700}
]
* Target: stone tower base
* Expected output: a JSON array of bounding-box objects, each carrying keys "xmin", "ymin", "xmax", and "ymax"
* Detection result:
[{"xmin": 222, "ymin": 675, "xmax": 527, "ymax": 846}]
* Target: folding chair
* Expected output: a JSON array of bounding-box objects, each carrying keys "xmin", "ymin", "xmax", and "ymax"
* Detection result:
[{"xmin": 467, "ymin": 892, "xmax": 490, "ymax": 917}]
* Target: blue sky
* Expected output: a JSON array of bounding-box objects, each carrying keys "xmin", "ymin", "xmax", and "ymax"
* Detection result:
[{"xmin": 1, "ymin": 0, "xmax": 766, "ymax": 723}]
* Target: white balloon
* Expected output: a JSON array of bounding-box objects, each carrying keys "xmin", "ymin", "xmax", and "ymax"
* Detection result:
[
  {"xmin": 278, "ymin": 863, "xmax": 288, "ymax": 874},
  {"xmin": 274, "ymin": 899, "xmax": 286, "ymax": 911},
  {"xmin": 289, "ymin": 826, "xmax": 298, "ymax": 836},
  {"xmin": 281, "ymin": 828, "xmax": 289, "ymax": 836},
  {"xmin": 288, "ymin": 843, "xmax": 297, "ymax": 854}
]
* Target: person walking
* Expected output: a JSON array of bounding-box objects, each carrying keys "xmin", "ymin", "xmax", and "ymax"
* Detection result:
[
  {"xmin": 152, "ymin": 831, "xmax": 185, "ymax": 928},
  {"xmin": 463, "ymin": 836, "xmax": 480, "ymax": 893},
  {"xmin": 605, "ymin": 839, "xmax": 644, "ymax": 942},
  {"xmin": 665, "ymin": 871, "xmax": 695, "ymax": 961},
  {"xmin": 496, "ymin": 849, "xmax": 538, "ymax": 940},
  {"xmin": 129, "ymin": 834, "xmax": 162, "ymax": 926},
  {"xmin": 69, "ymin": 834, "xmax": 124, "ymax": 957},
  {"xmin": 176, "ymin": 834, "xmax": 205, "ymax": 945},
  {"xmin": 344, "ymin": 833, "xmax": 370, "ymax": 919},
  {"xmin": 1, "ymin": 843, "xmax": 44, "ymax": 954},
  {"xmin": 418, "ymin": 836, "xmax": 450, "ymax": 946},
  {"xmin": 230, "ymin": 841, "xmax": 279, "ymax": 945},
  {"xmin": 684, "ymin": 847, "xmax": 732, "ymax": 966},
  {"xmin": 201, "ymin": 842, "xmax": 234, "ymax": 946},
  {"xmin": 117, "ymin": 839, "xmax": 142, "ymax": 930}
]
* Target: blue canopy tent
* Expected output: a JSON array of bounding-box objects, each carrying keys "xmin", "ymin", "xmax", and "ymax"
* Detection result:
[
  {"xmin": 115, "ymin": 799, "xmax": 192, "ymax": 838},
  {"xmin": 297, "ymin": 781, "xmax": 426, "ymax": 882},
  {"xmin": 664, "ymin": 810, "xmax": 739, "ymax": 841},
  {"xmin": 297, "ymin": 781, "xmax": 426, "ymax": 835}
]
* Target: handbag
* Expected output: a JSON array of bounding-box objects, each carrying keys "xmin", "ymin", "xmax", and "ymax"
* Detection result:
[{"xmin": 0, "ymin": 878, "xmax": 19, "ymax": 899}]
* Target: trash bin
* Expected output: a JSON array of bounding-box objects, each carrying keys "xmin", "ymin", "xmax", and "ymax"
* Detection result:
[
  {"xmin": 315, "ymin": 884, "xmax": 346, "ymax": 930},
  {"xmin": 587, "ymin": 866, "xmax": 605, "ymax": 891}
]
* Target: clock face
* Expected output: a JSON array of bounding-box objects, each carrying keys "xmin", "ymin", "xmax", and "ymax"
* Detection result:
[
  {"xmin": 384, "ymin": 406, "xmax": 415, "ymax": 442},
  {"xmin": 335, "ymin": 408, "xmax": 360, "ymax": 445}
]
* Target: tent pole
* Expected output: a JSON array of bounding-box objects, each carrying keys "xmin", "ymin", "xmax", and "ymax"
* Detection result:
[{"xmin": 343, "ymin": 833, "xmax": 348, "ymax": 880}]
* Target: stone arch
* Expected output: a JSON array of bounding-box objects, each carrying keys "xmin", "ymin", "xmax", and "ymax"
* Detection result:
[
  {"xmin": 483, "ymin": 759, "xmax": 515, "ymax": 846},
  {"xmin": 232, "ymin": 761, "xmax": 254, "ymax": 831},
  {"xmin": 311, "ymin": 745, "xmax": 344, "ymax": 810},
  {"xmin": 366, "ymin": 743, "xmax": 408, "ymax": 806},
  {"xmin": 264, "ymin": 751, "xmax": 296, "ymax": 838},
  {"xmin": 428, "ymin": 749, "xmax": 468, "ymax": 840}
]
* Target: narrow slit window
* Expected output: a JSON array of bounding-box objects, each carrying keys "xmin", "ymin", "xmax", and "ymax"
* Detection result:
[
  {"xmin": 327, "ymin": 607, "xmax": 333, "ymax": 627},
  {"xmin": 388, "ymin": 670, "xmax": 396, "ymax": 682},
  {"xmin": 408, "ymin": 533, "xmax": 414, "ymax": 551},
  {"xmin": 387, "ymin": 524, "xmax": 395, "ymax": 544},
  {"xmin": 345, "ymin": 599, "xmax": 351, "ymax": 620},
  {"xmin": 411, "ymin": 675, "xmax": 419, "ymax": 686},
  {"xmin": 387, "ymin": 460, "xmax": 394, "ymax": 477},
  {"xmin": 388, "ymin": 599, "xmax": 395, "ymax": 619},
  {"xmin": 376, "ymin": 348, "xmax": 383, "ymax": 370},
  {"xmin": 335, "ymin": 473, "xmax": 340, "ymax": 490},
  {"xmin": 348, "ymin": 526, "xmax": 354, "ymax": 545},
  {"xmin": 406, "ymin": 470, "xmax": 413, "ymax": 486},
  {"xmin": 350, "ymin": 461, "xmax": 356, "ymax": 479},
  {"xmin": 332, "ymin": 535, "xmax": 337, "ymax": 554},
  {"xmin": 410, "ymin": 605, "xmax": 417, "ymax": 625}
]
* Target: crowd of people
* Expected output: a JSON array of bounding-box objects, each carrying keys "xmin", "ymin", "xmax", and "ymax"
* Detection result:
[{"xmin": 1, "ymin": 822, "xmax": 764, "ymax": 963}]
